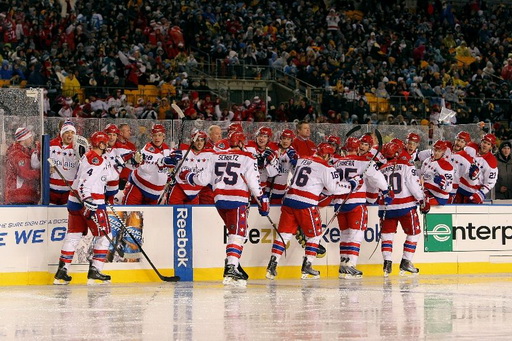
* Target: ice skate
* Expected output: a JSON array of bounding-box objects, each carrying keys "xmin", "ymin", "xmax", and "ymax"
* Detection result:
[
  {"xmin": 223, "ymin": 264, "xmax": 247, "ymax": 287},
  {"xmin": 383, "ymin": 260, "xmax": 392, "ymax": 277},
  {"xmin": 339, "ymin": 259, "xmax": 363, "ymax": 279},
  {"xmin": 301, "ymin": 257, "xmax": 320, "ymax": 279},
  {"xmin": 223, "ymin": 258, "xmax": 249, "ymax": 281},
  {"xmin": 266, "ymin": 255, "xmax": 278, "ymax": 280},
  {"xmin": 399, "ymin": 259, "xmax": 419, "ymax": 276},
  {"xmin": 53, "ymin": 261, "xmax": 72, "ymax": 285},
  {"xmin": 87, "ymin": 266, "xmax": 111, "ymax": 285}
]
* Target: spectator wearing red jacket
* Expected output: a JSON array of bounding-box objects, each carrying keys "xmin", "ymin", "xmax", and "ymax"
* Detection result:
[{"xmin": 4, "ymin": 127, "xmax": 40, "ymax": 204}]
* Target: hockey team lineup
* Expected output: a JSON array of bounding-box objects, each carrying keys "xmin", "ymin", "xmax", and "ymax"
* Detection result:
[{"xmin": 43, "ymin": 119, "xmax": 497, "ymax": 287}]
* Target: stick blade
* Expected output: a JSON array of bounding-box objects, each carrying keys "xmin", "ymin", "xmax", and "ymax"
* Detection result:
[
  {"xmin": 161, "ymin": 275, "xmax": 181, "ymax": 282},
  {"xmin": 171, "ymin": 103, "xmax": 185, "ymax": 119}
]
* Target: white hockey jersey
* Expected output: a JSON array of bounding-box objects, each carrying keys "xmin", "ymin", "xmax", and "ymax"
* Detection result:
[
  {"xmin": 457, "ymin": 142, "xmax": 498, "ymax": 196},
  {"xmin": 68, "ymin": 150, "xmax": 117, "ymax": 210},
  {"xmin": 333, "ymin": 154, "xmax": 388, "ymax": 211},
  {"xmin": 283, "ymin": 156, "xmax": 353, "ymax": 209},
  {"xmin": 269, "ymin": 146, "xmax": 296, "ymax": 201},
  {"xmin": 419, "ymin": 156, "xmax": 454, "ymax": 204},
  {"xmin": 130, "ymin": 142, "xmax": 173, "ymax": 200},
  {"xmin": 373, "ymin": 159, "xmax": 424, "ymax": 218},
  {"xmin": 49, "ymin": 137, "xmax": 79, "ymax": 193},
  {"xmin": 172, "ymin": 148, "xmax": 215, "ymax": 199},
  {"xmin": 245, "ymin": 141, "xmax": 279, "ymax": 189},
  {"xmin": 193, "ymin": 149, "xmax": 263, "ymax": 209}
]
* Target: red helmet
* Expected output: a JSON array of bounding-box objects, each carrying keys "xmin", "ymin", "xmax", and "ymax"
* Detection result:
[
  {"xmin": 481, "ymin": 133, "xmax": 497, "ymax": 146},
  {"xmin": 90, "ymin": 131, "xmax": 109, "ymax": 147},
  {"xmin": 382, "ymin": 142, "xmax": 401, "ymax": 159},
  {"xmin": 151, "ymin": 124, "xmax": 166, "ymax": 134},
  {"xmin": 344, "ymin": 137, "xmax": 360, "ymax": 152},
  {"xmin": 433, "ymin": 140, "xmax": 448, "ymax": 151},
  {"xmin": 359, "ymin": 133, "xmax": 374, "ymax": 145},
  {"xmin": 317, "ymin": 142, "xmax": 336, "ymax": 157},
  {"xmin": 406, "ymin": 132, "xmax": 420, "ymax": 143},
  {"xmin": 229, "ymin": 131, "xmax": 246, "ymax": 147},
  {"xmin": 256, "ymin": 126, "xmax": 273, "ymax": 138},
  {"xmin": 390, "ymin": 138, "xmax": 405, "ymax": 151},
  {"xmin": 279, "ymin": 129, "xmax": 295, "ymax": 139},
  {"xmin": 104, "ymin": 123, "xmax": 120, "ymax": 135},
  {"xmin": 228, "ymin": 122, "xmax": 243, "ymax": 134},
  {"xmin": 456, "ymin": 131, "xmax": 471, "ymax": 143},
  {"xmin": 191, "ymin": 130, "xmax": 208, "ymax": 141},
  {"xmin": 444, "ymin": 140, "xmax": 453, "ymax": 150},
  {"xmin": 326, "ymin": 135, "xmax": 341, "ymax": 146}
]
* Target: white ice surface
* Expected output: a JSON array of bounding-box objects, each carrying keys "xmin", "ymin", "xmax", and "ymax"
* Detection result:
[{"xmin": 1, "ymin": 275, "xmax": 512, "ymax": 340}]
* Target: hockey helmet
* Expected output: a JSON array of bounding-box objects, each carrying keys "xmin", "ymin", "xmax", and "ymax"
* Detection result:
[
  {"xmin": 191, "ymin": 130, "xmax": 208, "ymax": 141},
  {"xmin": 90, "ymin": 131, "xmax": 109, "ymax": 148},
  {"xmin": 151, "ymin": 123, "xmax": 166, "ymax": 134},
  {"xmin": 104, "ymin": 123, "xmax": 120, "ymax": 135},
  {"xmin": 229, "ymin": 131, "xmax": 247, "ymax": 147},
  {"xmin": 433, "ymin": 140, "xmax": 448, "ymax": 151},
  {"xmin": 381, "ymin": 142, "xmax": 401, "ymax": 159},
  {"xmin": 455, "ymin": 131, "xmax": 471, "ymax": 143},
  {"xmin": 343, "ymin": 137, "xmax": 360, "ymax": 152},
  {"xmin": 406, "ymin": 132, "xmax": 420, "ymax": 143},
  {"xmin": 481, "ymin": 133, "xmax": 497, "ymax": 146},
  {"xmin": 317, "ymin": 142, "xmax": 336, "ymax": 157},
  {"xmin": 359, "ymin": 133, "xmax": 374, "ymax": 145},
  {"xmin": 256, "ymin": 126, "xmax": 273, "ymax": 138},
  {"xmin": 279, "ymin": 129, "xmax": 295, "ymax": 140},
  {"xmin": 327, "ymin": 135, "xmax": 341, "ymax": 146}
]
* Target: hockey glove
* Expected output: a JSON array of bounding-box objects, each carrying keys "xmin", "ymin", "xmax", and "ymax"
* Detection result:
[
  {"xmin": 179, "ymin": 169, "xmax": 196, "ymax": 186},
  {"xmin": 286, "ymin": 148, "xmax": 298, "ymax": 166},
  {"xmin": 382, "ymin": 188, "xmax": 395, "ymax": 205},
  {"xmin": 348, "ymin": 175, "xmax": 364, "ymax": 191},
  {"xmin": 158, "ymin": 150, "xmax": 183, "ymax": 168},
  {"xmin": 419, "ymin": 199, "xmax": 430, "ymax": 214},
  {"xmin": 258, "ymin": 194, "xmax": 270, "ymax": 216},
  {"xmin": 121, "ymin": 151, "xmax": 143, "ymax": 166},
  {"xmin": 469, "ymin": 163, "xmax": 480, "ymax": 180},
  {"xmin": 469, "ymin": 190, "xmax": 485, "ymax": 204},
  {"xmin": 83, "ymin": 199, "xmax": 98, "ymax": 218},
  {"xmin": 433, "ymin": 174, "xmax": 447, "ymax": 190}
]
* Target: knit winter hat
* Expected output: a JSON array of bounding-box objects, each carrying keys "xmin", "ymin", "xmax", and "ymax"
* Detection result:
[
  {"xmin": 60, "ymin": 122, "xmax": 77, "ymax": 136},
  {"xmin": 15, "ymin": 127, "xmax": 33, "ymax": 142}
]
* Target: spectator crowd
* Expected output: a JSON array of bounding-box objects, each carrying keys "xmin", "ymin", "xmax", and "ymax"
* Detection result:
[{"xmin": 0, "ymin": 1, "xmax": 511, "ymax": 137}]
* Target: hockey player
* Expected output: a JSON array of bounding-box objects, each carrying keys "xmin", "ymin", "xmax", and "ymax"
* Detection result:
[
  {"xmin": 5, "ymin": 127, "xmax": 40, "ymax": 205},
  {"xmin": 419, "ymin": 140, "xmax": 454, "ymax": 206},
  {"xmin": 116, "ymin": 123, "xmax": 138, "ymax": 190},
  {"xmin": 265, "ymin": 142, "xmax": 363, "ymax": 280},
  {"xmin": 452, "ymin": 131, "xmax": 471, "ymax": 152},
  {"xmin": 372, "ymin": 141, "xmax": 427, "ymax": 277},
  {"xmin": 123, "ymin": 124, "xmax": 182, "ymax": 205},
  {"xmin": 245, "ymin": 126, "xmax": 279, "ymax": 192},
  {"xmin": 167, "ymin": 130, "xmax": 214, "ymax": 204},
  {"xmin": 454, "ymin": 133, "xmax": 498, "ymax": 204},
  {"xmin": 268, "ymin": 129, "xmax": 298, "ymax": 204},
  {"xmin": 54, "ymin": 131, "xmax": 117, "ymax": 285},
  {"xmin": 179, "ymin": 131, "xmax": 269, "ymax": 287},
  {"xmin": 49, "ymin": 122, "xmax": 78, "ymax": 205},
  {"xmin": 333, "ymin": 137, "xmax": 390, "ymax": 278},
  {"xmin": 405, "ymin": 132, "xmax": 421, "ymax": 161},
  {"xmin": 326, "ymin": 135, "xmax": 344, "ymax": 160}
]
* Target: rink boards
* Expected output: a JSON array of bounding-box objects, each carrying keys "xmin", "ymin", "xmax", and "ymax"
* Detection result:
[{"xmin": 1, "ymin": 204, "xmax": 512, "ymax": 285}]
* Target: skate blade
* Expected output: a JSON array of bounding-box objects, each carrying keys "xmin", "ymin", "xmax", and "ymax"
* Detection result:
[
  {"xmin": 53, "ymin": 279, "xmax": 70, "ymax": 285},
  {"xmin": 399, "ymin": 270, "xmax": 419, "ymax": 277},
  {"xmin": 383, "ymin": 272, "xmax": 391, "ymax": 278},
  {"xmin": 301, "ymin": 273, "xmax": 320, "ymax": 280},
  {"xmin": 265, "ymin": 272, "xmax": 276, "ymax": 280},
  {"xmin": 87, "ymin": 279, "xmax": 111, "ymax": 285},
  {"xmin": 222, "ymin": 277, "xmax": 247, "ymax": 287},
  {"xmin": 339, "ymin": 273, "xmax": 362, "ymax": 279},
  {"xmin": 315, "ymin": 252, "xmax": 326, "ymax": 259}
]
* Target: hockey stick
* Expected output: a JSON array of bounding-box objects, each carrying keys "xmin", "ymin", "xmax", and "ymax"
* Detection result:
[
  {"xmin": 325, "ymin": 129, "xmax": 383, "ymax": 228},
  {"xmin": 157, "ymin": 133, "xmax": 200, "ymax": 205},
  {"xmin": 241, "ymin": 174, "xmax": 287, "ymax": 256},
  {"xmin": 47, "ymin": 158, "xmax": 125, "ymax": 258},
  {"xmin": 345, "ymin": 125, "xmax": 361, "ymax": 140},
  {"xmin": 105, "ymin": 201, "xmax": 181, "ymax": 282}
]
